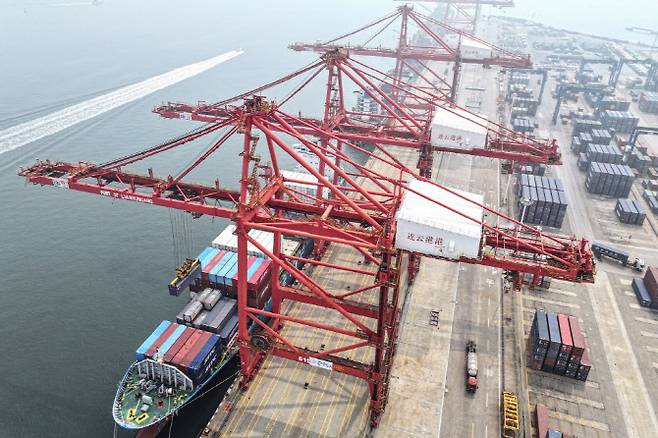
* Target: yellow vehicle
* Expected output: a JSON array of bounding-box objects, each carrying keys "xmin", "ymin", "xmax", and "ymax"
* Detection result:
[{"xmin": 501, "ymin": 391, "xmax": 519, "ymax": 437}]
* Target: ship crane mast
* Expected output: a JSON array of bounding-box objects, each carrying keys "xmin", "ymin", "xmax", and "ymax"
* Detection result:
[{"xmin": 20, "ymin": 54, "xmax": 592, "ymax": 427}]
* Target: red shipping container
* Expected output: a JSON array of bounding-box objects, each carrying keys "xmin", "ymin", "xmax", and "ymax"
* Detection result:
[
  {"xmin": 535, "ymin": 403, "xmax": 549, "ymax": 438},
  {"xmin": 146, "ymin": 322, "xmax": 178, "ymax": 359},
  {"xmin": 250, "ymin": 259, "xmax": 272, "ymax": 290},
  {"xmin": 229, "ymin": 256, "xmax": 258, "ymax": 289},
  {"xmin": 163, "ymin": 327, "xmax": 194, "ymax": 363},
  {"xmin": 172, "ymin": 331, "xmax": 204, "ymax": 366},
  {"xmin": 202, "ymin": 250, "xmax": 227, "ymax": 280},
  {"xmin": 568, "ymin": 316, "xmax": 586, "ymax": 360},
  {"xmin": 643, "ymin": 267, "xmax": 658, "ymax": 300},
  {"xmin": 180, "ymin": 331, "xmax": 213, "ymax": 369},
  {"xmin": 577, "ymin": 348, "xmax": 591, "ymax": 381},
  {"xmin": 557, "ymin": 314, "xmax": 573, "ymax": 356}
]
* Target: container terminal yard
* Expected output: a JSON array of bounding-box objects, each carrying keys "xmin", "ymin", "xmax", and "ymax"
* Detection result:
[{"xmin": 13, "ymin": 1, "xmax": 658, "ymax": 438}]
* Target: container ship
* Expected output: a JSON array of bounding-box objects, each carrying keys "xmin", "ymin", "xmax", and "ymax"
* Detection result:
[{"xmin": 112, "ymin": 224, "xmax": 312, "ymax": 431}]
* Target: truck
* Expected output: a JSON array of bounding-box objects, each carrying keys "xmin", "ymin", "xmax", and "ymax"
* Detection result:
[
  {"xmin": 466, "ymin": 340, "xmax": 478, "ymax": 393},
  {"xmin": 591, "ymin": 242, "xmax": 645, "ymax": 272}
]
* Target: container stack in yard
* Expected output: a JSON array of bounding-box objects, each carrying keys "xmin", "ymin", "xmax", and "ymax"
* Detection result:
[
  {"xmin": 517, "ymin": 174, "xmax": 568, "ymax": 228},
  {"xmin": 571, "ymin": 130, "xmax": 613, "ymax": 154},
  {"xmin": 511, "ymin": 96, "xmax": 539, "ymax": 116},
  {"xmin": 535, "ymin": 404, "xmax": 575, "ymax": 438},
  {"xmin": 600, "ymin": 110, "xmax": 639, "ymax": 134},
  {"xmin": 638, "ymin": 91, "xmax": 658, "ymax": 113},
  {"xmin": 626, "ymin": 148, "xmax": 653, "ymax": 175},
  {"xmin": 643, "ymin": 189, "xmax": 658, "ymax": 213},
  {"xmin": 573, "ymin": 118, "xmax": 603, "ymax": 136},
  {"xmin": 633, "ymin": 267, "xmax": 658, "ymax": 308},
  {"xmin": 512, "ymin": 117, "xmax": 535, "ymax": 134},
  {"xmin": 528, "ymin": 309, "xmax": 590, "ymax": 381},
  {"xmin": 615, "ymin": 198, "xmax": 646, "ymax": 225},
  {"xmin": 584, "ymin": 143, "xmax": 623, "ymax": 165},
  {"xmin": 520, "ymin": 163, "xmax": 547, "ymax": 176},
  {"xmin": 587, "ymin": 94, "xmax": 631, "ymax": 112},
  {"xmin": 585, "ymin": 162, "xmax": 635, "ymax": 197}
]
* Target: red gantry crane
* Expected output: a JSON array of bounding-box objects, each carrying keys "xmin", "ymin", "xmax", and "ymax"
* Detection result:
[
  {"xmin": 289, "ymin": 5, "xmax": 530, "ymax": 102},
  {"xmin": 20, "ymin": 52, "xmax": 593, "ymax": 427},
  {"xmin": 154, "ymin": 50, "xmax": 559, "ymax": 178},
  {"xmin": 403, "ymin": 1, "xmax": 515, "ymax": 34},
  {"xmin": 154, "ymin": 50, "xmax": 559, "ymax": 285}
]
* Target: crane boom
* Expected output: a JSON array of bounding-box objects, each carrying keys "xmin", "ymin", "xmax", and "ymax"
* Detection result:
[
  {"xmin": 154, "ymin": 52, "xmax": 558, "ymax": 165},
  {"xmin": 289, "ymin": 6, "xmax": 530, "ymax": 101}
]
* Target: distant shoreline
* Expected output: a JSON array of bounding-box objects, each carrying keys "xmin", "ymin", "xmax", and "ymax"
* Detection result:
[{"xmin": 491, "ymin": 15, "xmax": 653, "ymax": 49}]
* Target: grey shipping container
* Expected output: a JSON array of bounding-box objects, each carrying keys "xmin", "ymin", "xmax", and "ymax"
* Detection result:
[
  {"xmin": 201, "ymin": 297, "xmax": 237, "ymax": 333},
  {"xmin": 632, "ymin": 278, "xmax": 653, "ymax": 307}
]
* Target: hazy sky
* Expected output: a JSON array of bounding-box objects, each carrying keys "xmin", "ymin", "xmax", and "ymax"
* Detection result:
[{"xmin": 506, "ymin": 0, "xmax": 658, "ymax": 43}]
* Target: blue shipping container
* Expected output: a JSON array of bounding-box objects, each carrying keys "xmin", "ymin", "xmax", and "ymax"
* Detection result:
[
  {"xmin": 135, "ymin": 320, "xmax": 171, "ymax": 361},
  {"xmin": 198, "ymin": 247, "xmax": 219, "ymax": 268},
  {"xmin": 209, "ymin": 252, "xmax": 235, "ymax": 284},
  {"xmin": 219, "ymin": 314, "xmax": 239, "ymax": 343},
  {"xmin": 216, "ymin": 253, "xmax": 238, "ymax": 286},
  {"xmin": 247, "ymin": 258, "xmax": 264, "ymax": 283},
  {"xmin": 188, "ymin": 335, "xmax": 222, "ymax": 382}
]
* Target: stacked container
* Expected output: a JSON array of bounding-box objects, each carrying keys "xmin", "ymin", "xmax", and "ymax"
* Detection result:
[
  {"xmin": 567, "ymin": 316, "xmax": 588, "ymax": 380},
  {"xmin": 554, "ymin": 314, "xmax": 573, "ymax": 375},
  {"xmin": 600, "ymin": 110, "xmax": 639, "ymax": 134},
  {"xmin": 512, "ymin": 117, "xmax": 534, "ymax": 134},
  {"xmin": 135, "ymin": 321, "xmax": 223, "ymax": 385},
  {"xmin": 615, "ymin": 199, "xmax": 646, "ymax": 225},
  {"xmin": 643, "ymin": 190, "xmax": 658, "ymax": 213},
  {"xmin": 572, "ymin": 119, "xmax": 603, "ymax": 136},
  {"xmin": 590, "ymin": 128, "xmax": 613, "ymax": 146},
  {"xmin": 211, "ymin": 225, "xmax": 275, "ymax": 259},
  {"xmin": 585, "ymin": 163, "xmax": 635, "ymax": 197},
  {"xmin": 585, "ymin": 144, "xmax": 623, "ymax": 164},
  {"xmin": 577, "ymin": 152, "xmax": 589, "ymax": 171},
  {"xmin": 626, "ymin": 149, "xmax": 653, "ymax": 175},
  {"xmin": 511, "ymin": 97, "xmax": 539, "ymax": 116},
  {"xmin": 639, "ymin": 92, "xmax": 658, "ymax": 113},
  {"xmin": 596, "ymin": 97, "xmax": 631, "ymax": 112},
  {"xmin": 641, "ymin": 267, "xmax": 658, "ymax": 309},
  {"xmin": 542, "ymin": 312, "xmax": 561, "ymax": 372},
  {"xmin": 195, "ymin": 245, "xmax": 273, "ymax": 309},
  {"xmin": 571, "ymin": 136, "xmax": 582, "ymax": 154},
  {"xmin": 517, "ymin": 174, "xmax": 568, "ymax": 228},
  {"xmin": 528, "ymin": 310, "xmax": 590, "ymax": 381},
  {"xmin": 528, "ymin": 309, "xmax": 550, "ymax": 370}
]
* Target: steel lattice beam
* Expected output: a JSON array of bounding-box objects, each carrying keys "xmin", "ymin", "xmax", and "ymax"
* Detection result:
[{"xmin": 289, "ymin": 5, "xmax": 530, "ymax": 100}]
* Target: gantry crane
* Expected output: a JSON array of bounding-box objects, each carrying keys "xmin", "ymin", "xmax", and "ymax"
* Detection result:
[
  {"xmin": 289, "ymin": 5, "xmax": 530, "ymax": 102},
  {"xmin": 154, "ymin": 50, "xmax": 557, "ymax": 176},
  {"xmin": 19, "ymin": 52, "xmax": 593, "ymax": 427},
  {"xmin": 399, "ymin": 0, "xmax": 515, "ymax": 34}
]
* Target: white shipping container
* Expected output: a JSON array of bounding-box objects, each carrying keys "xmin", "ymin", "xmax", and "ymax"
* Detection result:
[
  {"xmin": 292, "ymin": 143, "xmax": 335, "ymax": 180},
  {"xmin": 430, "ymin": 106, "xmax": 488, "ymax": 150},
  {"xmin": 211, "ymin": 224, "xmax": 277, "ymax": 258},
  {"xmin": 395, "ymin": 180, "xmax": 484, "ymax": 259},
  {"xmin": 444, "ymin": 35, "xmax": 492, "ymax": 59},
  {"xmin": 281, "ymin": 170, "xmax": 330, "ymax": 200}
]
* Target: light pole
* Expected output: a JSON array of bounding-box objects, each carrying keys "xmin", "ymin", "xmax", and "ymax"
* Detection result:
[{"xmin": 519, "ymin": 196, "xmax": 534, "ymax": 224}]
